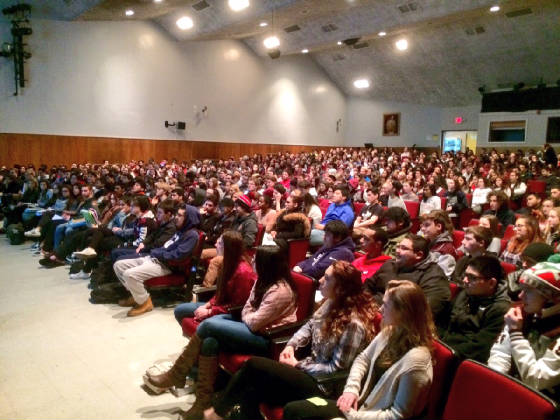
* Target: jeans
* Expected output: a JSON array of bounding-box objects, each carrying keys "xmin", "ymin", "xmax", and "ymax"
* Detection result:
[
  {"xmin": 54, "ymin": 220, "xmax": 87, "ymax": 249},
  {"xmin": 174, "ymin": 302, "xmax": 205, "ymax": 324},
  {"xmin": 197, "ymin": 314, "xmax": 269, "ymax": 356}
]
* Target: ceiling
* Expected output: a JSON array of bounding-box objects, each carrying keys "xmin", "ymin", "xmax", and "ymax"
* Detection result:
[{"xmin": 7, "ymin": 0, "xmax": 560, "ymax": 106}]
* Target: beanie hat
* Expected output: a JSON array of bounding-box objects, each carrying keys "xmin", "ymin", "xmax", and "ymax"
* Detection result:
[
  {"xmin": 519, "ymin": 262, "xmax": 560, "ymax": 301},
  {"xmin": 521, "ymin": 243, "xmax": 554, "ymax": 263},
  {"xmin": 235, "ymin": 194, "xmax": 252, "ymax": 212}
]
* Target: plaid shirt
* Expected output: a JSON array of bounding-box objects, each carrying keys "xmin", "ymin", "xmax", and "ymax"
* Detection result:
[{"xmin": 287, "ymin": 299, "xmax": 369, "ymax": 389}]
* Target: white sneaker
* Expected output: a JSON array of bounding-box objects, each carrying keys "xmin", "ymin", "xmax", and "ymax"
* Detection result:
[
  {"xmin": 24, "ymin": 228, "xmax": 41, "ymax": 238},
  {"xmin": 73, "ymin": 247, "xmax": 97, "ymax": 259},
  {"xmin": 69, "ymin": 271, "xmax": 91, "ymax": 280}
]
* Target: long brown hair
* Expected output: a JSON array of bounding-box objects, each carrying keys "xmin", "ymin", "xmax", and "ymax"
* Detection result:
[
  {"xmin": 214, "ymin": 230, "xmax": 247, "ymax": 304},
  {"xmin": 377, "ymin": 280, "xmax": 435, "ymax": 368},
  {"xmin": 319, "ymin": 261, "xmax": 379, "ymax": 343},
  {"xmin": 507, "ymin": 215, "xmax": 543, "ymax": 254}
]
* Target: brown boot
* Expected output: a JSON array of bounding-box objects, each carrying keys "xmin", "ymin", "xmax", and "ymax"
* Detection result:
[
  {"xmin": 181, "ymin": 355, "xmax": 218, "ymax": 420},
  {"xmin": 127, "ymin": 296, "xmax": 153, "ymax": 316},
  {"xmin": 147, "ymin": 335, "xmax": 202, "ymax": 390},
  {"xmin": 118, "ymin": 296, "xmax": 136, "ymax": 307}
]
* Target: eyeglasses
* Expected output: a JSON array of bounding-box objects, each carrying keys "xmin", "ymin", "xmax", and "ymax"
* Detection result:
[
  {"xmin": 464, "ymin": 272, "xmax": 486, "ymax": 282},
  {"xmin": 396, "ymin": 244, "xmax": 414, "ymax": 251}
]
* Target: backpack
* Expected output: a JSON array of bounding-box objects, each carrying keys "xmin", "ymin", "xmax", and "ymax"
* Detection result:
[{"xmin": 6, "ymin": 223, "xmax": 25, "ymax": 245}]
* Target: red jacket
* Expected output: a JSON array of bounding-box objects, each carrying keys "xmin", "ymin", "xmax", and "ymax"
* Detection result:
[
  {"xmin": 208, "ymin": 260, "xmax": 257, "ymax": 316},
  {"xmin": 353, "ymin": 254, "xmax": 393, "ymax": 283}
]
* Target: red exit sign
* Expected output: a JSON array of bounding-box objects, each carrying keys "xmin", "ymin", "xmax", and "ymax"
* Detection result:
[{"xmin": 455, "ymin": 117, "xmax": 463, "ymax": 124}]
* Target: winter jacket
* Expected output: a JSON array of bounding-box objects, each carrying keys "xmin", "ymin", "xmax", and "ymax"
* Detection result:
[
  {"xmin": 322, "ymin": 201, "xmax": 355, "ymax": 227},
  {"xmin": 366, "ymin": 253, "xmax": 450, "ymax": 324},
  {"xmin": 150, "ymin": 205, "xmax": 200, "ymax": 270},
  {"xmin": 483, "ymin": 207, "xmax": 516, "ymax": 236},
  {"xmin": 439, "ymin": 284, "xmax": 510, "ymax": 362},
  {"xmin": 205, "ymin": 210, "xmax": 236, "ymax": 247},
  {"xmin": 232, "ymin": 211, "xmax": 259, "ymax": 248},
  {"xmin": 429, "ymin": 232, "xmax": 457, "ymax": 277},
  {"xmin": 207, "ymin": 260, "xmax": 257, "ymax": 316},
  {"xmin": 383, "ymin": 224, "xmax": 412, "ymax": 259},
  {"xmin": 199, "ymin": 212, "xmax": 221, "ymax": 238},
  {"xmin": 445, "ymin": 189, "xmax": 468, "ymax": 217},
  {"xmin": 488, "ymin": 307, "xmax": 560, "ymax": 399},
  {"xmin": 353, "ymin": 254, "xmax": 393, "ymax": 283},
  {"xmin": 296, "ymin": 236, "xmax": 356, "ymax": 279},
  {"xmin": 131, "ymin": 210, "xmax": 156, "ymax": 247},
  {"xmin": 142, "ymin": 219, "xmax": 176, "ymax": 252},
  {"xmin": 273, "ymin": 210, "xmax": 311, "ymax": 249}
]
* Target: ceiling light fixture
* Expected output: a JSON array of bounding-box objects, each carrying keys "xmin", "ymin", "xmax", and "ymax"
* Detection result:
[
  {"xmin": 176, "ymin": 16, "xmax": 194, "ymax": 30},
  {"xmin": 301, "ymin": 49, "xmax": 309, "ymax": 54},
  {"xmin": 395, "ymin": 38, "xmax": 408, "ymax": 50},
  {"xmin": 229, "ymin": 0, "xmax": 249, "ymax": 12},
  {"xmin": 337, "ymin": 41, "xmax": 342, "ymax": 45},
  {"xmin": 378, "ymin": 31, "xmax": 386, "ymax": 36},
  {"xmin": 154, "ymin": 0, "xmax": 163, "ymax": 3},
  {"xmin": 490, "ymin": 5, "xmax": 500, "ymax": 12},
  {"xmin": 125, "ymin": 9, "xmax": 134, "ymax": 16},
  {"xmin": 263, "ymin": 36, "xmax": 280, "ymax": 49},
  {"xmin": 259, "ymin": 22, "xmax": 268, "ymax": 27},
  {"xmin": 354, "ymin": 79, "xmax": 370, "ymax": 89}
]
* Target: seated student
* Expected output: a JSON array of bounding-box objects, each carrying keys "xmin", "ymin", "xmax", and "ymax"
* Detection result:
[
  {"xmin": 353, "ymin": 228, "xmax": 392, "ymax": 283},
  {"xmin": 488, "ymin": 262, "xmax": 560, "ymax": 399},
  {"xmin": 471, "ymin": 178, "xmax": 492, "ymax": 215},
  {"xmin": 452, "ymin": 225, "xmax": 493, "ymax": 284},
  {"xmin": 419, "ymin": 184, "xmax": 441, "ymax": 216},
  {"xmin": 113, "ymin": 204, "xmax": 200, "ymax": 317},
  {"xmin": 500, "ymin": 216, "xmax": 544, "ymax": 268},
  {"xmin": 504, "ymin": 170, "xmax": 527, "ymax": 208},
  {"xmin": 445, "ymin": 178, "xmax": 468, "ymax": 228},
  {"xmin": 199, "ymin": 197, "xmax": 221, "ymax": 241},
  {"xmin": 419, "ymin": 210, "xmax": 457, "ymax": 277},
  {"xmin": 366, "ymin": 234, "xmax": 450, "ymax": 325},
  {"xmin": 203, "ymin": 261, "xmax": 380, "ymax": 420},
  {"xmin": 146, "ymin": 246, "xmax": 297, "ymax": 419},
  {"xmin": 255, "ymin": 194, "xmax": 277, "ymax": 233},
  {"xmin": 483, "ymin": 190, "xmax": 515, "ymax": 236},
  {"xmin": 383, "ymin": 207, "xmax": 412, "ymax": 258},
  {"xmin": 309, "ymin": 184, "xmax": 354, "ymax": 246},
  {"xmin": 24, "ymin": 183, "xmax": 70, "ymax": 239},
  {"xmin": 303, "ymin": 192, "xmax": 322, "ymax": 229},
  {"xmin": 439, "ymin": 255, "xmax": 510, "ymax": 362},
  {"xmin": 294, "ymin": 220, "xmax": 355, "ymax": 280},
  {"xmin": 280, "ymin": 280, "xmax": 435, "ymax": 420},
  {"xmin": 544, "ymin": 206, "xmax": 560, "ymax": 251},
  {"xmin": 264, "ymin": 194, "xmax": 310, "ymax": 249},
  {"xmin": 400, "ymin": 181, "xmax": 419, "ymax": 202},
  {"xmin": 506, "ymin": 243, "xmax": 554, "ymax": 301},
  {"xmin": 201, "ymin": 197, "xmax": 236, "ymax": 258},
  {"xmin": 380, "ymin": 180, "xmax": 407, "ymax": 211},
  {"xmin": 352, "ymin": 188, "xmax": 383, "ymax": 238},
  {"xmin": 479, "ymin": 214, "xmax": 503, "ymax": 254}
]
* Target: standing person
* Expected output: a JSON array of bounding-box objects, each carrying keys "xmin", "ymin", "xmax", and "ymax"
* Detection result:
[
  {"xmin": 488, "ymin": 262, "xmax": 560, "ymax": 399},
  {"xmin": 202, "ymin": 261, "xmax": 380, "ymax": 420},
  {"xmin": 280, "ymin": 280, "xmax": 435, "ymax": 420},
  {"xmin": 544, "ymin": 143, "xmax": 558, "ymax": 168}
]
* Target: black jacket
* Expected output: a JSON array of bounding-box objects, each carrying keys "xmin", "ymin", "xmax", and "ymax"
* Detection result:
[
  {"xmin": 142, "ymin": 219, "xmax": 176, "ymax": 252},
  {"xmin": 366, "ymin": 253, "xmax": 451, "ymax": 324},
  {"xmin": 439, "ymin": 283, "xmax": 510, "ymax": 362}
]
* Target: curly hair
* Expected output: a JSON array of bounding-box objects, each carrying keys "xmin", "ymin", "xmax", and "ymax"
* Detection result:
[
  {"xmin": 377, "ymin": 280, "xmax": 436, "ymax": 369},
  {"xmin": 318, "ymin": 261, "xmax": 379, "ymax": 343}
]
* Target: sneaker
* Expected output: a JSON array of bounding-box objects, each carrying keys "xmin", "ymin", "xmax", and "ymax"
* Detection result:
[
  {"xmin": 30, "ymin": 242, "xmax": 40, "ymax": 250},
  {"xmin": 25, "ymin": 228, "xmax": 41, "ymax": 238},
  {"xmin": 70, "ymin": 270, "xmax": 91, "ymax": 280},
  {"xmin": 74, "ymin": 247, "xmax": 97, "ymax": 259},
  {"xmin": 66, "ymin": 256, "xmax": 80, "ymax": 265}
]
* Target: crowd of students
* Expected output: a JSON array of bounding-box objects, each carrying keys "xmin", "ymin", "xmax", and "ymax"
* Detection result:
[{"xmin": 1, "ymin": 144, "xmax": 560, "ymax": 419}]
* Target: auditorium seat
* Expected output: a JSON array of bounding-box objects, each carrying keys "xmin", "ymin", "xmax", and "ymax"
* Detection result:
[
  {"xmin": 452, "ymin": 230, "xmax": 465, "ymax": 249},
  {"xmin": 441, "ymin": 359, "xmax": 558, "ymax": 420},
  {"xmin": 353, "ymin": 201, "xmax": 365, "ymax": 216},
  {"xmin": 287, "ymin": 238, "xmax": 310, "ymax": 269}
]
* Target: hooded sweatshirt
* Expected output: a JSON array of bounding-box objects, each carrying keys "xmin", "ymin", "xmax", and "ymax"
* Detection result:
[{"xmin": 296, "ymin": 236, "xmax": 355, "ymax": 279}]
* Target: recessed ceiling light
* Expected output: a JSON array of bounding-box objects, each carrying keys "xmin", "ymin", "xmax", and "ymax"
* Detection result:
[
  {"xmin": 490, "ymin": 5, "xmax": 500, "ymax": 12},
  {"xmin": 154, "ymin": 0, "xmax": 163, "ymax": 3},
  {"xmin": 229, "ymin": 0, "xmax": 249, "ymax": 12},
  {"xmin": 378, "ymin": 31, "xmax": 386, "ymax": 36},
  {"xmin": 125, "ymin": 9, "xmax": 134, "ymax": 16},
  {"xmin": 354, "ymin": 79, "xmax": 370, "ymax": 89},
  {"xmin": 395, "ymin": 38, "xmax": 408, "ymax": 51},
  {"xmin": 301, "ymin": 49, "xmax": 309, "ymax": 54},
  {"xmin": 259, "ymin": 22, "xmax": 268, "ymax": 27},
  {"xmin": 263, "ymin": 36, "xmax": 280, "ymax": 49},
  {"xmin": 337, "ymin": 41, "xmax": 342, "ymax": 45},
  {"xmin": 176, "ymin": 16, "xmax": 194, "ymax": 30}
]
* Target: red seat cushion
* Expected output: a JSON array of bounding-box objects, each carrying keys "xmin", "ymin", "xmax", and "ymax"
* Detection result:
[
  {"xmin": 442, "ymin": 360, "xmax": 557, "ymax": 420},
  {"xmin": 181, "ymin": 317, "xmax": 200, "ymax": 337},
  {"xmin": 145, "ymin": 274, "xmax": 185, "ymax": 287},
  {"xmin": 218, "ymin": 353, "xmax": 251, "ymax": 374},
  {"xmin": 259, "ymin": 403, "xmax": 284, "ymax": 420},
  {"xmin": 425, "ymin": 340, "xmax": 458, "ymax": 419}
]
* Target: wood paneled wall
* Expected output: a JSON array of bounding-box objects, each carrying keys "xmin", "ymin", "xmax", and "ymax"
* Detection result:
[{"xmin": 0, "ymin": 133, "xmax": 440, "ymax": 167}]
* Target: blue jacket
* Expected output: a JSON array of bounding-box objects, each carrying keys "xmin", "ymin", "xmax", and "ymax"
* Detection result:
[
  {"xmin": 150, "ymin": 205, "xmax": 201, "ymax": 265},
  {"xmin": 322, "ymin": 201, "xmax": 355, "ymax": 227},
  {"xmin": 296, "ymin": 236, "xmax": 355, "ymax": 279}
]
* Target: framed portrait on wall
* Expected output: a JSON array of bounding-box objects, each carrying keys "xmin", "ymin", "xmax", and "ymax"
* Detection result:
[{"xmin": 383, "ymin": 113, "xmax": 400, "ymax": 136}]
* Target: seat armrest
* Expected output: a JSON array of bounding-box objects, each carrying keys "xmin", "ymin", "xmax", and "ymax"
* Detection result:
[
  {"xmin": 313, "ymin": 369, "xmax": 350, "ymax": 385},
  {"xmin": 261, "ymin": 320, "xmax": 308, "ymax": 339},
  {"xmin": 193, "ymin": 285, "xmax": 216, "ymax": 302},
  {"xmin": 227, "ymin": 304, "xmax": 244, "ymax": 320}
]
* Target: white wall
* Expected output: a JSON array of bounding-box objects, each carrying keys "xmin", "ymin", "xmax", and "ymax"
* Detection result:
[
  {"xmin": 441, "ymin": 105, "xmax": 480, "ymax": 132},
  {"xmin": 343, "ymin": 97, "xmax": 442, "ymax": 148},
  {"xmin": 0, "ymin": 19, "xmax": 346, "ymax": 146},
  {"xmin": 477, "ymin": 109, "xmax": 560, "ymax": 148}
]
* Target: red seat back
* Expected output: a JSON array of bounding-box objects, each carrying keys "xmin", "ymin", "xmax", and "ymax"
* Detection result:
[
  {"xmin": 442, "ymin": 360, "xmax": 558, "ymax": 420},
  {"xmin": 468, "ymin": 219, "xmax": 480, "ymax": 227},
  {"xmin": 353, "ymin": 202, "xmax": 365, "ymax": 215},
  {"xmin": 423, "ymin": 340, "xmax": 459, "ymax": 419},
  {"xmin": 288, "ymin": 238, "xmax": 310, "ymax": 269},
  {"xmin": 452, "ymin": 230, "xmax": 465, "ymax": 249},
  {"xmin": 441, "ymin": 197, "xmax": 447, "ymax": 209},
  {"xmin": 500, "ymin": 238, "xmax": 508, "ymax": 255},
  {"xmin": 255, "ymin": 224, "xmax": 265, "ymax": 247},
  {"xmin": 404, "ymin": 200, "xmax": 420, "ymax": 219},
  {"xmin": 466, "ymin": 193, "xmax": 473, "ymax": 206},
  {"xmin": 503, "ymin": 224, "xmax": 515, "ymax": 241},
  {"xmin": 527, "ymin": 180, "xmax": 547, "ymax": 194},
  {"xmin": 501, "ymin": 261, "xmax": 517, "ymax": 275},
  {"xmin": 291, "ymin": 271, "xmax": 318, "ymax": 321}
]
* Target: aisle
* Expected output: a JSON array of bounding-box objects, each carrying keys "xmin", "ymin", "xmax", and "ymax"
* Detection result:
[{"xmin": 0, "ymin": 239, "xmax": 193, "ymax": 420}]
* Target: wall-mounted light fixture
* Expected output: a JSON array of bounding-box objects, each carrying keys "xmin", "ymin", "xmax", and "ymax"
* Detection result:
[{"xmin": 165, "ymin": 121, "xmax": 186, "ymax": 129}]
